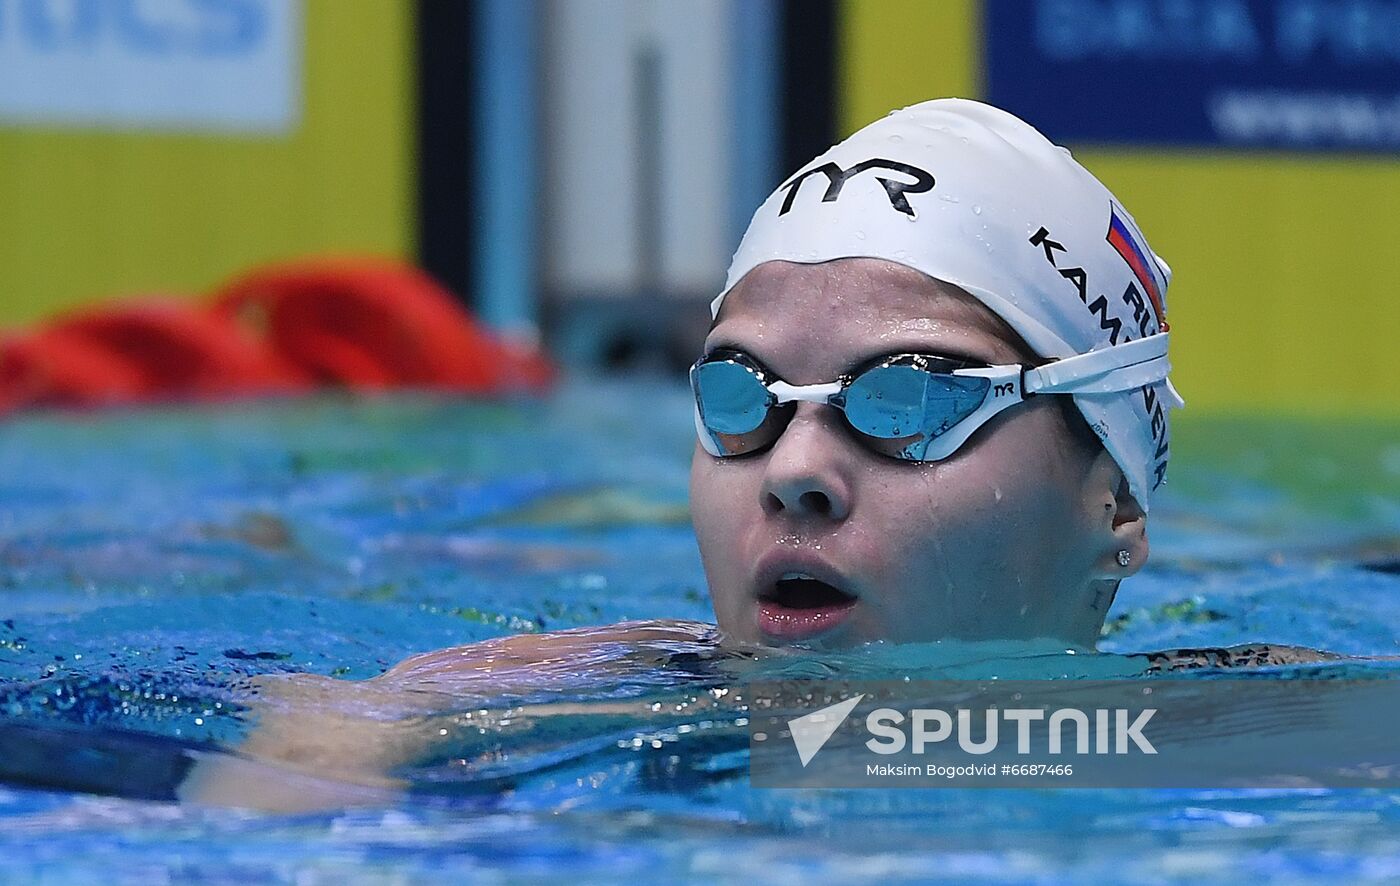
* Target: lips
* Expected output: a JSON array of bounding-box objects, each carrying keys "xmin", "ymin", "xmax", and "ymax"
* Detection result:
[{"xmin": 752, "ymin": 558, "xmax": 859, "ymax": 642}]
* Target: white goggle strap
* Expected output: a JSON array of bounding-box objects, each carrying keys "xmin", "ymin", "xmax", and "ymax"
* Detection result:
[{"xmin": 1022, "ymin": 332, "xmax": 1173, "ymax": 396}]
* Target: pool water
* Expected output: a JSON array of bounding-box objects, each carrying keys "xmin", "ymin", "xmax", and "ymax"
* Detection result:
[{"xmin": 1, "ymin": 378, "xmax": 1399, "ymax": 883}]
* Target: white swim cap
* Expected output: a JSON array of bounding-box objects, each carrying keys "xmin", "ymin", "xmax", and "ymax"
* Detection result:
[{"xmin": 712, "ymin": 98, "xmax": 1185, "ymax": 508}]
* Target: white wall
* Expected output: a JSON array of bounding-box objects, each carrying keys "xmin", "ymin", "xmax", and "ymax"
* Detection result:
[{"xmin": 541, "ymin": 0, "xmax": 733, "ymax": 298}]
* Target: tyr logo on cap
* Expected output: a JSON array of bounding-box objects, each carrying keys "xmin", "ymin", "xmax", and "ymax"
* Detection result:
[{"xmin": 777, "ymin": 158, "xmax": 935, "ymax": 218}]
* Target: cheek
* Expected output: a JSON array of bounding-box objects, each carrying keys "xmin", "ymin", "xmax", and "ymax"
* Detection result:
[
  {"xmin": 689, "ymin": 448, "xmax": 751, "ymax": 554},
  {"xmin": 689, "ymin": 449, "xmax": 761, "ymax": 633},
  {"xmin": 960, "ymin": 402, "xmax": 1090, "ymax": 507},
  {"xmin": 956, "ymin": 412, "xmax": 1098, "ymax": 584},
  {"xmin": 688, "ymin": 450, "xmax": 715, "ymax": 540},
  {"xmin": 861, "ymin": 409, "xmax": 1090, "ymax": 589},
  {"xmin": 859, "ymin": 470, "xmax": 1003, "ymax": 588}
]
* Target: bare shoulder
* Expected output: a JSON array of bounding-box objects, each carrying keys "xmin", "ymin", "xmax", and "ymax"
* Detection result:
[{"xmin": 376, "ymin": 618, "xmax": 720, "ymax": 683}]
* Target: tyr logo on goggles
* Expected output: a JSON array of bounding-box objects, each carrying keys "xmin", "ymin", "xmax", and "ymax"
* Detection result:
[{"xmin": 690, "ymin": 333, "xmax": 1175, "ymax": 463}]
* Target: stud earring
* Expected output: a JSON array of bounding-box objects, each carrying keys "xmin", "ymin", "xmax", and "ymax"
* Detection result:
[{"xmin": 1116, "ymin": 550, "xmax": 1132, "ymax": 567}]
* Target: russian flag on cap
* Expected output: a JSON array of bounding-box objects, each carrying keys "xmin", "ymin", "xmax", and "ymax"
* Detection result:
[{"xmin": 1106, "ymin": 205, "xmax": 1168, "ymax": 331}]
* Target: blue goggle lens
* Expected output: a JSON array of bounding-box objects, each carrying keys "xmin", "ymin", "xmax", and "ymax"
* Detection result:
[
  {"xmin": 843, "ymin": 364, "xmax": 989, "ymax": 457},
  {"xmin": 692, "ymin": 358, "xmax": 771, "ymax": 434}
]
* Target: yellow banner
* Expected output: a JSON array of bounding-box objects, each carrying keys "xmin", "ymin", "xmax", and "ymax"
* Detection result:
[{"xmin": 0, "ymin": 0, "xmax": 414, "ymax": 326}]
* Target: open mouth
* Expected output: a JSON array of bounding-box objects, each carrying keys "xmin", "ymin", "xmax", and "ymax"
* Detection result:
[
  {"xmin": 757, "ymin": 572, "xmax": 858, "ymax": 641},
  {"xmin": 760, "ymin": 574, "xmax": 858, "ymax": 609}
]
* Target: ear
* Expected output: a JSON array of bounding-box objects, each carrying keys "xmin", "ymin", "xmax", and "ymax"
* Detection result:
[{"xmin": 1083, "ymin": 450, "xmax": 1149, "ymax": 580}]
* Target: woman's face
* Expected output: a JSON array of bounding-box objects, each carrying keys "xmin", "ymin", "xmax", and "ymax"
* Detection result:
[{"xmin": 690, "ymin": 258, "xmax": 1131, "ymax": 650}]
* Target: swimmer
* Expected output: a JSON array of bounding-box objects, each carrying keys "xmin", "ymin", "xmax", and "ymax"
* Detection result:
[{"xmin": 179, "ymin": 99, "xmax": 1342, "ymax": 809}]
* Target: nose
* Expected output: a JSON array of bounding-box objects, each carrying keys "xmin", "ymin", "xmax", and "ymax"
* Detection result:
[{"xmin": 760, "ymin": 404, "xmax": 852, "ymax": 521}]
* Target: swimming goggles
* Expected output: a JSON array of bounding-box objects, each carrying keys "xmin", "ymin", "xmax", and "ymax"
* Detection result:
[{"xmin": 690, "ymin": 332, "xmax": 1174, "ymax": 462}]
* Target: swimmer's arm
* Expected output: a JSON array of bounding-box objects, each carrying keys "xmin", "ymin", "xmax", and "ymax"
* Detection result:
[
  {"xmin": 178, "ymin": 619, "xmax": 717, "ymax": 810},
  {"xmin": 174, "ymin": 672, "xmax": 451, "ymax": 810}
]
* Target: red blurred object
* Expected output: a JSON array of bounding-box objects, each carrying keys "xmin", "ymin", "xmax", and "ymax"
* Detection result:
[
  {"xmin": 0, "ymin": 257, "xmax": 554, "ymax": 416},
  {"xmin": 0, "ymin": 301, "xmax": 306, "ymax": 412},
  {"xmin": 213, "ymin": 258, "xmax": 554, "ymax": 392},
  {"xmin": 0, "ymin": 327, "xmax": 147, "ymax": 411}
]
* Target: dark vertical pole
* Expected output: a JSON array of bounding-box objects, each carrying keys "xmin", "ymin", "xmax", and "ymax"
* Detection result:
[
  {"xmin": 415, "ymin": 0, "xmax": 477, "ymax": 306},
  {"xmin": 778, "ymin": 0, "xmax": 838, "ymax": 179}
]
